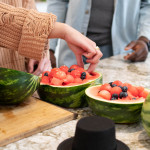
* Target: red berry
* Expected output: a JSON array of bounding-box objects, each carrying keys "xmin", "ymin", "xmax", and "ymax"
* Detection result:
[
  {"xmin": 98, "ymin": 90, "xmax": 111, "ymax": 100},
  {"xmin": 100, "ymin": 83, "xmax": 112, "ymax": 92},
  {"xmin": 59, "ymin": 65, "xmax": 69, "ymax": 73},
  {"xmin": 112, "ymin": 80, "xmax": 123, "ymax": 86},
  {"xmin": 110, "ymin": 86, "xmax": 122, "ymax": 95},
  {"xmin": 70, "ymin": 70, "xmax": 81, "ymax": 78}
]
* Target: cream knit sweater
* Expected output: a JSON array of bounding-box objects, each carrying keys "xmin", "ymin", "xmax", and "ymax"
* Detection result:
[{"xmin": 0, "ymin": 1, "xmax": 56, "ymax": 71}]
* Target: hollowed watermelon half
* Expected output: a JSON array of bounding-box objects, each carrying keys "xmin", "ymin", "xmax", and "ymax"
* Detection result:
[
  {"xmin": 85, "ymin": 85, "xmax": 149, "ymax": 123},
  {"xmin": 141, "ymin": 94, "xmax": 150, "ymax": 136},
  {"xmin": 0, "ymin": 67, "xmax": 40, "ymax": 105},
  {"xmin": 38, "ymin": 72, "xmax": 102, "ymax": 108}
]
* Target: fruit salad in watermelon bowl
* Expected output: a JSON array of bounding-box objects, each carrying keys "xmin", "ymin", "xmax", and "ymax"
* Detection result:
[
  {"xmin": 85, "ymin": 80, "xmax": 150, "ymax": 123},
  {"xmin": 37, "ymin": 65, "xmax": 102, "ymax": 108}
]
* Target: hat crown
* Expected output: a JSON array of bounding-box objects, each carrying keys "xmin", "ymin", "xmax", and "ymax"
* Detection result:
[{"xmin": 72, "ymin": 116, "xmax": 117, "ymax": 150}]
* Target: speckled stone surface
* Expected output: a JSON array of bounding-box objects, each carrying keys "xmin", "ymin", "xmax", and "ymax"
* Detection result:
[{"xmin": 0, "ymin": 53, "xmax": 150, "ymax": 150}]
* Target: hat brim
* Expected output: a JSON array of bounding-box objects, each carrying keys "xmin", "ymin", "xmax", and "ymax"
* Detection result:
[{"xmin": 57, "ymin": 137, "xmax": 130, "ymax": 150}]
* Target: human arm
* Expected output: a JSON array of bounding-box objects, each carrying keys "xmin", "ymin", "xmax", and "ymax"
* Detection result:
[
  {"xmin": 124, "ymin": 1, "xmax": 150, "ymax": 62},
  {"xmin": 47, "ymin": 0, "xmax": 69, "ymax": 67},
  {"xmin": 49, "ymin": 22, "xmax": 103, "ymax": 72}
]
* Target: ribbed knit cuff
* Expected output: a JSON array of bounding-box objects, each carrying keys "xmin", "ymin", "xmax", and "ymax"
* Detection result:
[{"xmin": 18, "ymin": 9, "xmax": 56, "ymax": 61}]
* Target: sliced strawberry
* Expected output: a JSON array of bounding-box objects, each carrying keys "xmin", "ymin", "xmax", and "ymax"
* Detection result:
[
  {"xmin": 98, "ymin": 90, "xmax": 111, "ymax": 100},
  {"xmin": 70, "ymin": 64, "xmax": 80, "ymax": 70},
  {"xmin": 51, "ymin": 77, "xmax": 63, "ymax": 86},
  {"xmin": 59, "ymin": 65, "xmax": 69, "ymax": 73},
  {"xmin": 100, "ymin": 83, "xmax": 112, "ymax": 92},
  {"xmin": 53, "ymin": 71, "xmax": 67, "ymax": 80},
  {"xmin": 112, "ymin": 80, "xmax": 123, "ymax": 86},
  {"xmin": 110, "ymin": 86, "xmax": 122, "ymax": 95},
  {"xmin": 128, "ymin": 86, "xmax": 138, "ymax": 97},
  {"xmin": 70, "ymin": 70, "xmax": 81, "ymax": 78}
]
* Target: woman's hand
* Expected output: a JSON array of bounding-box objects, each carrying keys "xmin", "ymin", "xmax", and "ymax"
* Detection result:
[
  {"xmin": 27, "ymin": 57, "xmax": 51, "ymax": 76},
  {"xmin": 49, "ymin": 23, "xmax": 103, "ymax": 73}
]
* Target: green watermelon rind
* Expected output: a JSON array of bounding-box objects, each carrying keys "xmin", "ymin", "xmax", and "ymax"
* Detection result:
[
  {"xmin": 85, "ymin": 85, "xmax": 146, "ymax": 124},
  {"xmin": 38, "ymin": 72, "xmax": 102, "ymax": 108},
  {"xmin": 141, "ymin": 94, "xmax": 150, "ymax": 136},
  {"xmin": 0, "ymin": 68, "xmax": 40, "ymax": 105}
]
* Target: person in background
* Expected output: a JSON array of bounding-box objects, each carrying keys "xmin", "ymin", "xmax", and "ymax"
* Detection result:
[
  {"xmin": 0, "ymin": 2, "xmax": 102, "ymax": 73},
  {"xmin": 0, "ymin": 0, "xmax": 51, "ymax": 76},
  {"xmin": 47, "ymin": 0, "xmax": 150, "ymax": 68}
]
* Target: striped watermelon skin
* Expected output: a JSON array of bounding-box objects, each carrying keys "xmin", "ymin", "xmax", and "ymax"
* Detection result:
[
  {"xmin": 85, "ymin": 85, "xmax": 145, "ymax": 123},
  {"xmin": 38, "ymin": 73, "xmax": 102, "ymax": 108},
  {"xmin": 141, "ymin": 94, "xmax": 150, "ymax": 136},
  {"xmin": 0, "ymin": 68, "xmax": 40, "ymax": 105}
]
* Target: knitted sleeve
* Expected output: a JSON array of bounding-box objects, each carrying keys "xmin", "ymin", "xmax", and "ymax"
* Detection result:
[{"xmin": 0, "ymin": 2, "xmax": 56, "ymax": 61}]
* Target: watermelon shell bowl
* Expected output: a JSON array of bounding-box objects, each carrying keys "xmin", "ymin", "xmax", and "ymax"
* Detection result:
[
  {"xmin": 37, "ymin": 65, "xmax": 102, "ymax": 108},
  {"xmin": 0, "ymin": 67, "xmax": 40, "ymax": 105},
  {"xmin": 141, "ymin": 93, "xmax": 150, "ymax": 137},
  {"xmin": 85, "ymin": 80, "xmax": 150, "ymax": 124}
]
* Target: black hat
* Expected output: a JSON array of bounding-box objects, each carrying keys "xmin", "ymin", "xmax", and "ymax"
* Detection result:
[{"xmin": 57, "ymin": 116, "xmax": 130, "ymax": 150}]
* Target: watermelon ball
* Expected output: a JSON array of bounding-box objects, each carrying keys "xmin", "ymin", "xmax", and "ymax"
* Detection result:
[
  {"xmin": 110, "ymin": 86, "xmax": 122, "ymax": 95},
  {"xmin": 119, "ymin": 92, "xmax": 128, "ymax": 99},
  {"xmin": 98, "ymin": 90, "xmax": 111, "ymax": 100},
  {"xmin": 122, "ymin": 86, "xmax": 128, "ymax": 92}
]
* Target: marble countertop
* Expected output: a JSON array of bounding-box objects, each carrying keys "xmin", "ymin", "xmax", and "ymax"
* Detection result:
[{"xmin": 1, "ymin": 53, "xmax": 150, "ymax": 150}]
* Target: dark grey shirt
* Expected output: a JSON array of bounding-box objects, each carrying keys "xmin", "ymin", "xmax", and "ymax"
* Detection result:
[{"xmin": 87, "ymin": 0, "xmax": 114, "ymax": 46}]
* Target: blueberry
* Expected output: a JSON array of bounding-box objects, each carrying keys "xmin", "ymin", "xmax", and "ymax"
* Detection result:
[
  {"xmin": 81, "ymin": 72, "xmax": 86, "ymax": 76},
  {"xmin": 44, "ymin": 72, "xmax": 48, "ymax": 76},
  {"xmin": 109, "ymin": 82, "xmax": 113, "ymax": 87},
  {"xmin": 122, "ymin": 86, "xmax": 128, "ymax": 92},
  {"xmin": 112, "ymin": 84, "xmax": 117, "ymax": 87},
  {"xmin": 111, "ymin": 97, "xmax": 117, "ymax": 100},
  {"xmin": 112, "ymin": 93, "xmax": 118, "ymax": 99},
  {"xmin": 80, "ymin": 75, "xmax": 86, "ymax": 80},
  {"xmin": 119, "ymin": 92, "xmax": 128, "ymax": 98},
  {"xmin": 118, "ymin": 85, "xmax": 123, "ymax": 89},
  {"xmin": 68, "ymin": 68, "xmax": 75, "ymax": 72},
  {"xmin": 132, "ymin": 97, "xmax": 136, "ymax": 100}
]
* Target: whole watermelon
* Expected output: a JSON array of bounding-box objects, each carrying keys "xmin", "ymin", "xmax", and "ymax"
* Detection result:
[
  {"xmin": 0, "ymin": 67, "xmax": 40, "ymax": 105},
  {"xmin": 141, "ymin": 93, "xmax": 150, "ymax": 136}
]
